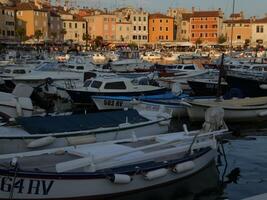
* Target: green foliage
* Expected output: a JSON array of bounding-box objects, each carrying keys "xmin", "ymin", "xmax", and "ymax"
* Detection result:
[
  {"xmin": 15, "ymin": 28, "xmax": 27, "ymax": 42},
  {"xmin": 128, "ymin": 42, "xmax": 138, "ymax": 49},
  {"xmin": 217, "ymin": 35, "xmax": 227, "ymax": 44},
  {"xmin": 34, "ymin": 30, "xmax": 43, "ymax": 41},
  {"xmin": 94, "ymin": 36, "xmax": 104, "ymax": 48}
]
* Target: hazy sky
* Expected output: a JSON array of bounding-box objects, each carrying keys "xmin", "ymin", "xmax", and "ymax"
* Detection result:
[{"xmin": 72, "ymin": 0, "xmax": 267, "ymax": 18}]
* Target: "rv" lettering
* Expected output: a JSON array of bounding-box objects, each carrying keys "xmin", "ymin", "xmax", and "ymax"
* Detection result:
[{"xmin": 0, "ymin": 176, "xmax": 54, "ymax": 195}]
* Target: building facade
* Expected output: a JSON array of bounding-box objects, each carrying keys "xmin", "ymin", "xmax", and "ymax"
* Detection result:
[
  {"xmin": 116, "ymin": 16, "xmax": 131, "ymax": 43},
  {"xmin": 130, "ymin": 9, "xmax": 148, "ymax": 45},
  {"xmin": 251, "ymin": 17, "xmax": 267, "ymax": 47},
  {"xmin": 0, "ymin": 6, "xmax": 16, "ymax": 42},
  {"xmin": 48, "ymin": 11, "xmax": 63, "ymax": 43},
  {"xmin": 148, "ymin": 13, "xmax": 174, "ymax": 44},
  {"xmin": 167, "ymin": 7, "xmax": 191, "ymax": 41},
  {"xmin": 223, "ymin": 12, "xmax": 252, "ymax": 47},
  {"xmin": 16, "ymin": 2, "xmax": 49, "ymax": 41},
  {"xmin": 180, "ymin": 13, "xmax": 192, "ymax": 41},
  {"xmin": 190, "ymin": 9, "xmax": 223, "ymax": 44},
  {"xmin": 84, "ymin": 14, "xmax": 116, "ymax": 42}
]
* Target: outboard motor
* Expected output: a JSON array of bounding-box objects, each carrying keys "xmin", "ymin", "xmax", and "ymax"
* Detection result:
[{"xmin": 201, "ymin": 107, "xmax": 227, "ymax": 132}]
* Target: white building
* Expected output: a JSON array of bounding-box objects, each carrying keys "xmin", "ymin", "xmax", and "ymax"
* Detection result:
[{"xmin": 251, "ymin": 17, "xmax": 267, "ymax": 47}]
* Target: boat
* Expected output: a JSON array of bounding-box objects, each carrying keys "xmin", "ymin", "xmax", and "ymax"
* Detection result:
[
  {"xmin": 92, "ymin": 53, "xmax": 106, "ymax": 63},
  {"xmin": 0, "ymin": 109, "xmax": 171, "ymax": 154},
  {"xmin": 0, "ymin": 84, "xmax": 33, "ymax": 119},
  {"xmin": 0, "ymin": 107, "xmax": 227, "ymax": 199},
  {"xmin": 133, "ymin": 99, "xmax": 191, "ymax": 118},
  {"xmin": 187, "ymin": 78, "xmax": 229, "ymax": 96},
  {"xmin": 185, "ymin": 96, "xmax": 267, "ymax": 122},
  {"xmin": 109, "ymin": 59, "xmax": 153, "ymax": 72},
  {"xmin": 140, "ymin": 52, "xmax": 162, "ymax": 61},
  {"xmin": 162, "ymin": 53, "xmax": 178, "ymax": 62},
  {"xmin": 66, "ymin": 77, "xmax": 168, "ymax": 107}
]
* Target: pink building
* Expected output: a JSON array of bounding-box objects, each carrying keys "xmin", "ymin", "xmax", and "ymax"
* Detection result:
[{"xmin": 84, "ymin": 14, "xmax": 116, "ymax": 42}]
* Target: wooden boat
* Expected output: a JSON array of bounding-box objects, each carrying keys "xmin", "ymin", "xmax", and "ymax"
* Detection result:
[
  {"xmin": 0, "ymin": 114, "xmax": 227, "ymax": 200},
  {"xmin": 66, "ymin": 77, "xmax": 168, "ymax": 106},
  {"xmin": 0, "ymin": 109, "xmax": 171, "ymax": 154},
  {"xmin": 186, "ymin": 96, "xmax": 267, "ymax": 122}
]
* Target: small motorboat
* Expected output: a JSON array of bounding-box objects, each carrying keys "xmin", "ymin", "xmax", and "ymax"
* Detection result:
[{"xmin": 0, "ymin": 109, "xmax": 171, "ymax": 154}]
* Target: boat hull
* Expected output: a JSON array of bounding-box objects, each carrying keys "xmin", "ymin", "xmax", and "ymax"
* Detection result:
[
  {"xmin": 187, "ymin": 102, "xmax": 267, "ymax": 122},
  {"xmin": 0, "ymin": 149, "xmax": 215, "ymax": 200},
  {"xmin": 187, "ymin": 80, "xmax": 228, "ymax": 96}
]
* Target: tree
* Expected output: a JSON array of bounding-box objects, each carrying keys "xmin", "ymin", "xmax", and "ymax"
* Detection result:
[
  {"xmin": 94, "ymin": 36, "xmax": 104, "ymax": 48},
  {"xmin": 195, "ymin": 38, "xmax": 203, "ymax": 48},
  {"xmin": 15, "ymin": 27, "xmax": 26, "ymax": 44},
  {"xmin": 218, "ymin": 34, "xmax": 227, "ymax": 44},
  {"xmin": 244, "ymin": 39, "xmax": 250, "ymax": 49},
  {"xmin": 34, "ymin": 30, "xmax": 43, "ymax": 43},
  {"xmin": 120, "ymin": 35, "xmax": 124, "ymax": 42},
  {"xmin": 82, "ymin": 33, "xmax": 91, "ymax": 50},
  {"xmin": 128, "ymin": 42, "xmax": 138, "ymax": 50}
]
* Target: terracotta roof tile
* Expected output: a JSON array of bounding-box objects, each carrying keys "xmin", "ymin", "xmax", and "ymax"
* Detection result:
[
  {"xmin": 224, "ymin": 19, "xmax": 251, "ymax": 24},
  {"xmin": 149, "ymin": 13, "xmax": 173, "ymax": 19},
  {"xmin": 192, "ymin": 11, "xmax": 222, "ymax": 18},
  {"xmin": 253, "ymin": 17, "xmax": 267, "ymax": 23}
]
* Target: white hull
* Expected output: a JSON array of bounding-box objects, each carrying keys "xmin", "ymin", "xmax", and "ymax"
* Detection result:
[
  {"xmin": 0, "ymin": 149, "xmax": 215, "ymax": 199},
  {"xmin": 187, "ymin": 100, "xmax": 267, "ymax": 122},
  {"xmin": 92, "ymin": 97, "xmax": 133, "ymax": 110},
  {"xmin": 0, "ymin": 118, "xmax": 169, "ymax": 154}
]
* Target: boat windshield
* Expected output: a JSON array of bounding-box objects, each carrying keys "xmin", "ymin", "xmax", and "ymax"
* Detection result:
[
  {"xmin": 35, "ymin": 63, "xmax": 66, "ymax": 71},
  {"xmin": 91, "ymin": 81, "xmax": 102, "ymax": 88},
  {"xmin": 84, "ymin": 80, "xmax": 92, "ymax": 87}
]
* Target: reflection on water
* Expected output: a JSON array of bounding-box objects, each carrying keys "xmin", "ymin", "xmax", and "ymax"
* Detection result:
[{"xmin": 113, "ymin": 161, "xmax": 223, "ymax": 200}]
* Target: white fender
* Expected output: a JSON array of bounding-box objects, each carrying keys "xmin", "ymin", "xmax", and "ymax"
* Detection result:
[
  {"xmin": 27, "ymin": 136, "xmax": 56, "ymax": 148},
  {"xmin": 258, "ymin": 110, "xmax": 267, "ymax": 117},
  {"xmin": 260, "ymin": 84, "xmax": 267, "ymax": 90},
  {"xmin": 144, "ymin": 168, "xmax": 168, "ymax": 180},
  {"xmin": 111, "ymin": 174, "xmax": 132, "ymax": 184},
  {"xmin": 158, "ymin": 120, "xmax": 170, "ymax": 126},
  {"xmin": 183, "ymin": 124, "xmax": 189, "ymax": 135},
  {"xmin": 11, "ymin": 98, "xmax": 22, "ymax": 117},
  {"xmin": 174, "ymin": 161, "xmax": 195, "ymax": 173}
]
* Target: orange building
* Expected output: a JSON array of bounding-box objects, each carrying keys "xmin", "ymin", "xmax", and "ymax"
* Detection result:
[
  {"xmin": 84, "ymin": 14, "xmax": 116, "ymax": 42},
  {"xmin": 16, "ymin": 2, "xmax": 49, "ymax": 41},
  {"xmin": 148, "ymin": 13, "xmax": 174, "ymax": 44},
  {"xmin": 190, "ymin": 9, "xmax": 224, "ymax": 44}
]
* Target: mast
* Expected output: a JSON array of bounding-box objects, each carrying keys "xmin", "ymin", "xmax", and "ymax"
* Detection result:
[{"xmin": 230, "ymin": 0, "xmax": 236, "ymax": 57}]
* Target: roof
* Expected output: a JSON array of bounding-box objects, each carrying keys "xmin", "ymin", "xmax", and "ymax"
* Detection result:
[
  {"xmin": 50, "ymin": 11, "xmax": 60, "ymax": 17},
  {"xmin": 224, "ymin": 19, "xmax": 251, "ymax": 24},
  {"xmin": 252, "ymin": 17, "xmax": 267, "ymax": 24},
  {"xmin": 149, "ymin": 13, "xmax": 173, "ymax": 19},
  {"xmin": 192, "ymin": 11, "xmax": 222, "ymax": 18},
  {"xmin": 15, "ymin": 2, "xmax": 47, "ymax": 12},
  {"xmin": 182, "ymin": 13, "xmax": 193, "ymax": 21},
  {"xmin": 230, "ymin": 13, "xmax": 241, "ymax": 18}
]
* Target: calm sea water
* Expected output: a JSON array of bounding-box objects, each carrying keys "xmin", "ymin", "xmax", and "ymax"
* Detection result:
[{"xmin": 168, "ymin": 118, "xmax": 267, "ymax": 200}]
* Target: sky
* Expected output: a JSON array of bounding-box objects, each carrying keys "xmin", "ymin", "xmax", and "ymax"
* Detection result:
[{"xmin": 69, "ymin": 0, "xmax": 267, "ymax": 18}]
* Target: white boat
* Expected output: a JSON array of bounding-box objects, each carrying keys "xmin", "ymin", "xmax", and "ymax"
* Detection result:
[
  {"xmin": 0, "ymin": 108, "xmax": 227, "ymax": 199},
  {"xmin": 110, "ymin": 59, "xmax": 153, "ymax": 72},
  {"xmin": 0, "ymin": 109, "xmax": 170, "ymax": 154},
  {"xmin": 66, "ymin": 77, "xmax": 168, "ymax": 106},
  {"xmin": 186, "ymin": 96, "xmax": 267, "ymax": 122},
  {"xmin": 140, "ymin": 52, "xmax": 162, "ymax": 61},
  {"xmin": 162, "ymin": 53, "xmax": 178, "ymax": 62},
  {"xmin": 0, "ymin": 84, "xmax": 33, "ymax": 119},
  {"xmin": 92, "ymin": 53, "xmax": 106, "ymax": 63}
]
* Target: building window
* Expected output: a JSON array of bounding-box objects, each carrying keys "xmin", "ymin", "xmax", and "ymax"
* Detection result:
[
  {"xmin": 119, "ymin": 26, "xmax": 122, "ymax": 31},
  {"xmin": 133, "ymin": 26, "xmax": 136, "ymax": 31},
  {"xmin": 64, "ymin": 22, "xmax": 66, "ymax": 28},
  {"xmin": 160, "ymin": 27, "xmax": 162, "ymax": 31},
  {"xmin": 166, "ymin": 27, "xmax": 168, "ymax": 31},
  {"xmin": 200, "ymin": 33, "xmax": 203, "ymax": 37},
  {"xmin": 192, "ymin": 33, "xmax": 194, "ymax": 37},
  {"xmin": 166, "ymin": 19, "xmax": 168, "ymax": 23},
  {"xmin": 152, "ymin": 19, "xmax": 155, "ymax": 23},
  {"xmin": 134, "ymin": 16, "xmax": 136, "ymax": 21},
  {"xmin": 75, "ymin": 33, "xmax": 78, "ymax": 38},
  {"xmin": 152, "ymin": 27, "xmax": 155, "ymax": 31},
  {"xmin": 139, "ymin": 17, "xmax": 141, "ymax": 21},
  {"xmin": 143, "ymin": 35, "xmax": 147, "ymax": 40},
  {"xmin": 212, "ymin": 25, "xmax": 217, "ymax": 28},
  {"xmin": 143, "ymin": 26, "xmax": 146, "ymax": 31},
  {"xmin": 237, "ymin": 35, "xmax": 241, "ymax": 39},
  {"xmin": 166, "ymin": 35, "xmax": 168, "ymax": 40},
  {"xmin": 69, "ymin": 23, "xmax": 72, "ymax": 28},
  {"xmin": 256, "ymin": 25, "xmax": 264, "ymax": 33},
  {"xmin": 133, "ymin": 35, "xmax": 137, "ymax": 40},
  {"xmin": 138, "ymin": 35, "xmax": 141, "ymax": 40},
  {"xmin": 192, "ymin": 25, "xmax": 195, "ymax": 29},
  {"xmin": 104, "ymin": 18, "xmax": 108, "ymax": 22},
  {"xmin": 75, "ymin": 23, "xmax": 77, "ymax": 28},
  {"xmin": 83, "ymin": 23, "xmax": 85, "ymax": 29},
  {"xmin": 160, "ymin": 19, "xmax": 162, "ymax": 23},
  {"xmin": 143, "ymin": 17, "xmax": 146, "ymax": 21},
  {"xmin": 139, "ymin": 26, "xmax": 141, "ymax": 31}
]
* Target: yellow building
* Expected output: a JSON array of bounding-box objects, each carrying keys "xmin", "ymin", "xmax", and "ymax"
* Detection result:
[
  {"xmin": 116, "ymin": 16, "xmax": 131, "ymax": 43},
  {"xmin": 0, "ymin": 5, "xmax": 16, "ymax": 42},
  {"xmin": 60, "ymin": 10, "xmax": 87, "ymax": 44},
  {"xmin": 16, "ymin": 2, "xmax": 48, "ymax": 41}
]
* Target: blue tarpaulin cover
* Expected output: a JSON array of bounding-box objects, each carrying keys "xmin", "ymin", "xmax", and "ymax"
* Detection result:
[{"xmin": 16, "ymin": 110, "xmax": 148, "ymax": 134}]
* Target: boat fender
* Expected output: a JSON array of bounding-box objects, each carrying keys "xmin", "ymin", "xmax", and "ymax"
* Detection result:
[
  {"xmin": 118, "ymin": 123, "xmax": 130, "ymax": 128},
  {"xmin": 110, "ymin": 174, "xmax": 132, "ymax": 184},
  {"xmin": 27, "ymin": 136, "xmax": 56, "ymax": 148},
  {"xmin": 183, "ymin": 124, "xmax": 189, "ymax": 135},
  {"xmin": 144, "ymin": 168, "xmax": 168, "ymax": 180},
  {"xmin": 157, "ymin": 113, "xmax": 170, "ymax": 119},
  {"xmin": 12, "ymin": 98, "xmax": 22, "ymax": 116},
  {"xmin": 260, "ymin": 84, "xmax": 267, "ymax": 90},
  {"xmin": 158, "ymin": 120, "xmax": 170, "ymax": 126},
  {"xmin": 173, "ymin": 161, "xmax": 195, "ymax": 173},
  {"xmin": 258, "ymin": 110, "xmax": 267, "ymax": 117}
]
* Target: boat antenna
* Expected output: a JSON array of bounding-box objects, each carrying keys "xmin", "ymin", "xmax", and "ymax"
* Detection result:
[{"xmin": 230, "ymin": 0, "xmax": 236, "ymax": 57}]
